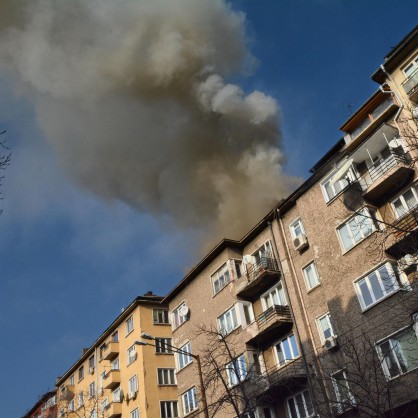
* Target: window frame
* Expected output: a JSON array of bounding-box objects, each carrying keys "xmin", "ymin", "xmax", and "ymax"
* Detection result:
[
  {"xmin": 286, "ymin": 389, "xmax": 315, "ymax": 418},
  {"xmin": 336, "ymin": 207, "xmax": 377, "ymax": 252},
  {"xmin": 320, "ymin": 166, "xmax": 356, "ymax": 203},
  {"xmin": 78, "ymin": 365, "xmax": 84, "ymax": 382},
  {"xmin": 157, "ymin": 368, "xmax": 177, "ymax": 385},
  {"xmin": 128, "ymin": 374, "xmax": 139, "ymax": 394},
  {"xmin": 155, "ymin": 337, "xmax": 173, "ymax": 354},
  {"xmin": 130, "ymin": 408, "xmax": 139, "ymax": 418},
  {"xmin": 171, "ymin": 302, "xmax": 188, "ymax": 330},
  {"xmin": 289, "ymin": 217, "xmax": 305, "ymax": 239},
  {"xmin": 125, "ymin": 316, "xmax": 134, "ymax": 336},
  {"xmin": 302, "ymin": 261, "xmax": 321, "ymax": 291},
  {"xmin": 274, "ymin": 333, "xmax": 300, "ymax": 367},
  {"xmin": 127, "ymin": 344, "xmax": 137, "ymax": 365},
  {"xmin": 217, "ymin": 305, "xmax": 239, "ymax": 336},
  {"xmin": 226, "ymin": 354, "xmax": 248, "ymax": 386},
  {"xmin": 316, "ymin": 312, "xmax": 336, "ymax": 344},
  {"xmin": 153, "ymin": 308, "xmax": 170, "ymax": 325},
  {"xmin": 331, "ymin": 369, "xmax": 355, "ymax": 412},
  {"xmin": 176, "ymin": 341, "xmax": 192, "ymax": 371},
  {"xmin": 160, "ymin": 400, "xmax": 179, "ymax": 418},
  {"xmin": 391, "ymin": 185, "xmax": 418, "ymax": 219},
  {"xmin": 402, "ymin": 55, "xmax": 418, "ymax": 78},
  {"xmin": 88, "ymin": 382, "xmax": 95, "ymax": 398},
  {"xmin": 182, "ymin": 386, "xmax": 198, "ymax": 416},
  {"xmin": 260, "ymin": 282, "xmax": 287, "ymax": 311},
  {"xmin": 211, "ymin": 261, "xmax": 232, "ymax": 295},
  {"xmin": 354, "ymin": 262, "xmax": 401, "ymax": 311}
]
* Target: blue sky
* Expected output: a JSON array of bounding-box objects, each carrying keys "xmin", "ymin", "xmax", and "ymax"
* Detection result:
[{"xmin": 1, "ymin": 1, "xmax": 417, "ymax": 417}]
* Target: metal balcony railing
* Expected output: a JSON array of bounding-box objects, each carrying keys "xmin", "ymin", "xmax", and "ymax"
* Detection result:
[
  {"xmin": 256, "ymin": 305, "xmax": 292, "ymax": 328},
  {"xmin": 244, "ymin": 255, "xmax": 279, "ymax": 284},
  {"xmin": 267, "ymin": 357, "xmax": 306, "ymax": 389},
  {"xmin": 402, "ymin": 68, "xmax": 418, "ymax": 96},
  {"xmin": 392, "ymin": 206, "xmax": 418, "ymax": 238}
]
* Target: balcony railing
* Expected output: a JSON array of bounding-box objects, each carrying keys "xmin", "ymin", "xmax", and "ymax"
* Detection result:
[
  {"xmin": 392, "ymin": 206, "xmax": 418, "ymax": 238},
  {"xmin": 366, "ymin": 152, "xmax": 409, "ymax": 184},
  {"xmin": 257, "ymin": 305, "xmax": 292, "ymax": 329},
  {"xmin": 236, "ymin": 255, "xmax": 280, "ymax": 300},
  {"xmin": 402, "ymin": 68, "xmax": 418, "ymax": 100}
]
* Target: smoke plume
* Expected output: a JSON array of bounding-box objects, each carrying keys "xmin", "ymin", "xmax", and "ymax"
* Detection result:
[{"xmin": 0, "ymin": 0, "xmax": 299, "ymax": 242}]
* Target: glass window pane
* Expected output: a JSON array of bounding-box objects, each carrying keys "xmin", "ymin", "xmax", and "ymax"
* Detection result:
[
  {"xmin": 289, "ymin": 334, "xmax": 299, "ymax": 357},
  {"xmin": 339, "ymin": 225, "xmax": 353, "ymax": 250},
  {"xmin": 288, "ymin": 398, "xmax": 298, "ymax": 418},
  {"xmin": 369, "ymin": 272, "xmax": 385, "ymax": 301},
  {"xmin": 358, "ymin": 279, "xmax": 373, "ymax": 307},
  {"xmin": 380, "ymin": 341, "xmax": 401, "ymax": 378}
]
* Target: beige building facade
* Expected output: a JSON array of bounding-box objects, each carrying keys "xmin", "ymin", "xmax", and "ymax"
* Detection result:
[
  {"xmin": 163, "ymin": 26, "xmax": 418, "ymax": 418},
  {"xmin": 55, "ymin": 293, "xmax": 178, "ymax": 418}
]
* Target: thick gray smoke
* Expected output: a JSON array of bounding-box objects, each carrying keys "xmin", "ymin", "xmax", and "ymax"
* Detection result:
[{"xmin": 0, "ymin": 0, "xmax": 299, "ymax": 242}]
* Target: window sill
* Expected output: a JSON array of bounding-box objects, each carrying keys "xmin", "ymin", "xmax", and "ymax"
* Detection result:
[
  {"xmin": 176, "ymin": 361, "xmax": 193, "ymax": 373},
  {"xmin": 153, "ymin": 322, "xmax": 171, "ymax": 326},
  {"xmin": 276, "ymin": 356, "xmax": 300, "ymax": 369},
  {"xmin": 307, "ymin": 282, "xmax": 321, "ymax": 294},
  {"xmin": 172, "ymin": 320, "xmax": 188, "ymax": 333},
  {"xmin": 158, "ymin": 384, "xmax": 177, "ymax": 387},
  {"xmin": 385, "ymin": 364, "xmax": 418, "ymax": 381},
  {"xmin": 155, "ymin": 352, "xmax": 174, "ymax": 355},
  {"xmin": 212, "ymin": 282, "xmax": 231, "ymax": 298},
  {"xmin": 183, "ymin": 408, "xmax": 199, "ymax": 417},
  {"xmin": 125, "ymin": 329, "xmax": 134, "ymax": 338}
]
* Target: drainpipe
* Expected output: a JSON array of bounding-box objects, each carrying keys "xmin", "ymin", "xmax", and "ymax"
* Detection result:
[
  {"xmin": 268, "ymin": 216, "xmax": 328, "ymax": 416},
  {"xmin": 273, "ymin": 210, "xmax": 333, "ymax": 416}
]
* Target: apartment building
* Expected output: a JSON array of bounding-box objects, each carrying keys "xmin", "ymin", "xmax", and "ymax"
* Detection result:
[
  {"xmin": 163, "ymin": 26, "xmax": 418, "ymax": 418},
  {"xmin": 55, "ymin": 293, "xmax": 178, "ymax": 418},
  {"xmin": 23, "ymin": 391, "xmax": 57, "ymax": 418}
]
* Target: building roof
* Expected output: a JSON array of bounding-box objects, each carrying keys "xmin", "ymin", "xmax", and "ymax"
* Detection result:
[
  {"xmin": 56, "ymin": 293, "xmax": 165, "ymax": 386},
  {"xmin": 371, "ymin": 25, "xmax": 418, "ymax": 83}
]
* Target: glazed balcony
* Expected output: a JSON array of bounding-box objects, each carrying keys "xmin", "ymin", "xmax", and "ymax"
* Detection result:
[
  {"xmin": 105, "ymin": 401, "xmax": 122, "ymax": 418},
  {"xmin": 103, "ymin": 341, "xmax": 119, "ymax": 361},
  {"xmin": 246, "ymin": 305, "xmax": 293, "ymax": 348},
  {"xmin": 361, "ymin": 151, "xmax": 413, "ymax": 203},
  {"xmin": 402, "ymin": 68, "xmax": 418, "ymax": 102},
  {"xmin": 235, "ymin": 256, "xmax": 281, "ymax": 301},
  {"xmin": 385, "ymin": 206, "xmax": 418, "ymax": 256},
  {"xmin": 104, "ymin": 369, "xmax": 121, "ymax": 390},
  {"xmin": 59, "ymin": 386, "xmax": 74, "ymax": 401}
]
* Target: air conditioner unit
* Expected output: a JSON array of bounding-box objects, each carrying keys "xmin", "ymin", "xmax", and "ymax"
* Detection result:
[
  {"xmin": 293, "ymin": 234, "xmax": 308, "ymax": 251},
  {"xmin": 88, "ymin": 367, "xmax": 95, "ymax": 374},
  {"xmin": 324, "ymin": 336, "xmax": 339, "ymax": 350}
]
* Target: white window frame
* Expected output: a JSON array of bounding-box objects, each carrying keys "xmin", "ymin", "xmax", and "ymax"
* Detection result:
[
  {"xmin": 260, "ymin": 282, "xmax": 287, "ymax": 311},
  {"xmin": 100, "ymin": 398, "xmax": 108, "ymax": 413},
  {"xmin": 316, "ymin": 312, "xmax": 336, "ymax": 344},
  {"xmin": 391, "ymin": 185, "xmax": 418, "ymax": 219},
  {"xmin": 112, "ymin": 387, "xmax": 122, "ymax": 403},
  {"xmin": 337, "ymin": 207, "xmax": 377, "ymax": 252},
  {"xmin": 177, "ymin": 341, "xmax": 192, "ymax": 370},
  {"xmin": 226, "ymin": 354, "xmax": 248, "ymax": 386},
  {"xmin": 171, "ymin": 302, "xmax": 188, "ymax": 330},
  {"xmin": 218, "ymin": 305, "xmax": 239, "ymax": 336},
  {"xmin": 88, "ymin": 382, "xmax": 95, "ymax": 398},
  {"xmin": 155, "ymin": 337, "xmax": 173, "ymax": 354},
  {"xmin": 69, "ymin": 375, "xmax": 75, "ymax": 386},
  {"xmin": 182, "ymin": 387, "xmax": 198, "ymax": 416},
  {"xmin": 127, "ymin": 344, "xmax": 137, "ymax": 365},
  {"xmin": 211, "ymin": 262, "xmax": 231, "ymax": 295},
  {"xmin": 274, "ymin": 333, "xmax": 300, "ymax": 367},
  {"xmin": 331, "ymin": 369, "xmax": 355, "ymax": 412},
  {"xmin": 153, "ymin": 308, "xmax": 170, "ymax": 325},
  {"xmin": 160, "ymin": 401, "xmax": 179, "ymax": 418},
  {"xmin": 286, "ymin": 389, "xmax": 315, "ymax": 418},
  {"xmin": 235, "ymin": 301, "xmax": 255, "ymax": 327},
  {"xmin": 302, "ymin": 261, "xmax": 320, "ymax": 291},
  {"xmin": 289, "ymin": 217, "xmax": 305, "ymax": 239},
  {"xmin": 130, "ymin": 408, "xmax": 139, "ymax": 418},
  {"xmin": 157, "ymin": 368, "xmax": 177, "ymax": 385},
  {"xmin": 126, "ymin": 316, "xmax": 134, "ymax": 335},
  {"xmin": 128, "ymin": 375, "xmax": 139, "ymax": 394},
  {"xmin": 78, "ymin": 392, "xmax": 84, "ymax": 408},
  {"xmin": 78, "ymin": 365, "xmax": 84, "ymax": 381},
  {"xmin": 68, "ymin": 399, "xmax": 75, "ymax": 412},
  {"xmin": 111, "ymin": 330, "xmax": 119, "ymax": 342},
  {"xmin": 111, "ymin": 357, "xmax": 120, "ymax": 370},
  {"xmin": 354, "ymin": 262, "xmax": 401, "ymax": 311},
  {"xmin": 402, "ymin": 55, "xmax": 418, "ymax": 78},
  {"xmin": 320, "ymin": 166, "xmax": 356, "ymax": 203},
  {"xmin": 377, "ymin": 324, "xmax": 418, "ymax": 379}
]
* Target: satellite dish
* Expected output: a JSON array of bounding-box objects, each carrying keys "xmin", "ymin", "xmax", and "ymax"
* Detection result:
[
  {"xmin": 388, "ymin": 138, "xmax": 402, "ymax": 149},
  {"xmin": 179, "ymin": 304, "xmax": 190, "ymax": 316},
  {"xmin": 329, "ymin": 158, "xmax": 354, "ymax": 186}
]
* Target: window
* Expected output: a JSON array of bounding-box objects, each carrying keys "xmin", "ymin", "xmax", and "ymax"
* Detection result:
[
  {"xmin": 99, "ymin": 343, "xmax": 106, "ymax": 360},
  {"xmin": 302, "ymin": 262, "xmax": 320, "ymax": 290},
  {"xmin": 112, "ymin": 387, "xmax": 122, "ymax": 403},
  {"xmin": 261, "ymin": 283, "xmax": 287, "ymax": 310},
  {"xmin": 100, "ymin": 371, "xmax": 106, "ymax": 389},
  {"xmin": 153, "ymin": 308, "xmax": 170, "ymax": 324},
  {"xmin": 226, "ymin": 355, "xmax": 248, "ymax": 386},
  {"xmin": 317, "ymin": 313, "xmax": 336, "ymax": 344},
  {"xmin": 218, "ymin": 306, "xmax": 239, "ymax": 336},
  {"xmin": 378, "ymin": 325, "xmax": 418, "ymax": 379},
  {"xmin": 130, "ymin": 408, "xmax": 139, "ymax": 418},
  {"xmin": 287, "ymin": 390, "xmax": 314, "ymax": 418},
  {"xmin": 172, "ymin": 302, "xmax": 188, "ymax": 329},
  {"xmin": 392, "ymin": 186, "xmax": 418, "ymax": 218},
  {"xmin": 355, "ymin": 263, "xmax": 401, "ymax": 310},
  {"xmin": 236, "ymin": 301, "xmax": 254, "ymax": 326},
  {"xmin": 177, "ymin": 342, "xmax": 192, "ymax": 370},
  {"xmin": 211, "ymin": 262, "xmax": 231, "ymax": 295},
  {"xmin": 127, "ymin": 344, "xmax": 137, "ymax": 364},
  {"xmin": 68, "ymin": 399, "xmax": 75, "ymax": 412},
  {"xmin": 332, "ymin": 370, "xmax": 355, "ymax": 412},
  {"xmin": 89, "ymin": 355, "xmax": 95, "ymax": 370},
  {"xmin": 321, "ymin": 167, "xmax": 356, "ymax": 202},
  {"xmin": 78, "ymin": 365, "xmax": 84, "ymax": 381},
  {"xmin": 158, "ymin": 368, "xmax": 177, "ymax": 385},
  {"xmin": 100, "ymin": 399, "xmax": 108, "ymax": 413},
  {"xmin": 111, "ymin": 330, "xmax": 119, "ymax": 342},
  {"xmin": 402, "ymin": 55, "xmax": 418, "ymax": 78},
  {"xmin": 89, "ymin": 382, "xmax": 95, "ymax": 398},
  {"xmin": 111, "ymin": 357, "xmax": 120, "ymax": 370},
  {"xmin": 252, "ymin": 241, "xmax": 273, "ymax": 262},
  {"xmin": 182, "ymin": 387, "xmax": 198, "ymax": 415},
  {"xmin": 128, "ymin": 375, "xmax": 139, "ymax": 394},
  {"xmin": 290, "ymin": 218, "xmax": 305, "ymax": 238},
  {"xmin": 78, "ymin": 392, "xmax": 84, "ymax": 408},
  {"xmin": 160, "ymin": 401, "xmax": 179, "ymax": 418},
  {"xmin": 69, "ymin": 374, "xmax": 75, "ymax": 386},
  {"xmin": 126, "ymin": 316, "xmax": 134, "ymax": 335},
  {"xmin": 274, "ymin": 334, "xmax": 300, "ymax": 367},
  {"xmin": 337, "ymin": 207, "xmax": 377, "ymax": 251},
  {"xmin": 155, "ymin": 337, "xmax": 173, "ymax": 354}
]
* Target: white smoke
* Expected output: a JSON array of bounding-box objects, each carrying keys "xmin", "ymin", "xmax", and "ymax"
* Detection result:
[{"xmin": 0, "ymin": 0, "xmax": 299, "ymax": 242}]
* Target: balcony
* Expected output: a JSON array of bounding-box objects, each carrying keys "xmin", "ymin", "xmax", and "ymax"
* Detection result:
[
  {"xmin": 104, "ymin": 370, "xmax": 121, "ymax": 390},
  {"xmin": 235, "ymin": 256, "xmax": 281, "ymax": 300},
  {"xmin": 361, "ymin": 151, "xmax": 413, "ymax": 203},
  {"xmin": 257, "ymin": 358, "xmax": 307, "ymax": 402},
  {"xmin": 402, "ymin": 69, "xmax": 418, "ymax": 102},
  {"xmin": 105, "ymin": 401, "xmax": 122, "ymax": 418},
  {"xmin": 385, "ymin": 206, "xmax": 418, "ymax": 256},
  {"xmin": 103, "ymin": 341, "xmax": 119, "ymax": 361},
  {"xmin": 59, "ymin": 386, "xmax": 74, "ymax": 401},
  {"xmin": 246, "ymin": 305, "xmax": 293, "ymax": 348}
]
